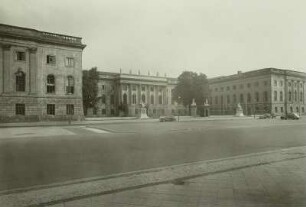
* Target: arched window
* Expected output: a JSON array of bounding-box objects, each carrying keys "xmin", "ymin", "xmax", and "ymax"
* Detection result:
[
  {"xmin": 151, "ymin": 95, "xmax": 154, "ymax": 104},
  {"xmin": 101, "ymin": 95, "xmax": 106, "ymax": 104},
  {"xmin": 123, "ymin": 93, "xmax": 127, "ymax": 104},
  {"xmin": 280, "ymin": 91, "xmax": 283, "ymax": 101},
  {"xmin": 159, "ymin": 95, "xmax": 162, "ymax": 104},
  {"xmin": 247, "ymin": 93, "xmax": 251, "ymax": 102},
  {"xmin": 47, "ymin": 75, "xmax": 55, "ymax": 93},
  {"xmin": 15, "ymin": 70, "xmax": 25, "ymax": 92},
  {"xmin": 132, "ymin": 94, "xmax": 136, "ymax": 104},
  {"xmin": 240, "ymin": 94, "xmax": 244, "ymax": 103},
  {"xmin": 233, "ymin": 94, "xmax": 236, "ymax": 103},
  {"xmin": 66, "ymin": 76, "xmax": 74, "ymax": 94},
  {"xmin": 274, "ymin": 91, "xmax": 277, "ymax": 101},
  {"xmin": 141, "ymin": 94, "xmax": 146, "ymax": 103}
]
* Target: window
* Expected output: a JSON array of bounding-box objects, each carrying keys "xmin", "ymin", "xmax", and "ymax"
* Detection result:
[
  {"xmin": 110, "ymin": 95, "xmax": 114, "ymax": 105},
  {"xmin": 220, "ymin": 96, "xmax": 223, "ymax": 104},
  {"xmin": 290, "ymin": 107, "xmax": 293, "ymax": 113},
  {"xmin": 256, "ymin": 92, "xmax": 260, "ymax": 102},
  {"xmin": 227, "ymin": 95, "xmax": 230, "ymax": 104},
  {"xmin": 215, "ymin": 96, "xmax": 218, "ymax": 104},
  {"xmin": 16, "ymin": 70, "xmax": 25, "ymax": 92},
  {"xmin": 247, "ymin": 83, "xmax": 251, "ymax": 88},
  {"xmin": 16, "ymin": 51, "xmax": 26, "ymax": 61},
  {"xmin": 47, "ymin": 75, "xmax": 55, "ymax": 93},
  {"xmin": 254, "ymin": 82, "xmax": 259, "ymax": 87},
  {"xmin": 102, "ymin": 109, "xmax": 106, "ymax": 114},
  {"xmin": 233, "ymin": 85, "xmax": 236, "ymax": 90},
  {"xmin": 111, "ymin": 109, "xmax": 115, "ymax": 115},
  {"xmin": 247, "ymin": 93, "xmax": 251, "ymax": 102},
  {"xmin": 159, "ymin": 95, "xmax": 162, "ymax": 104},
  {"xmin": 275, "ymin": 107, "xmax": 278, "ymax": 113},
  {"xmin": 281, "ymin": 107, "xmax": 283, "ymax": 113},
  {"xmin": 274, "ymin": 91, "xmax": 277, "ymax": 101},
  {"xmin": 288, "ymin": 82, "xmax": 292, "ymax": 87},
  {"xmin": 122, "ymin": 85, "xmax": 127, "ymax": 90},
  {"xmin": 296, "ymin": 107, "xmax": 299, "ymax": 112},
  {"xmin": 289, "ymin": 91, "xmax": 292, "ymax": 101},
  {"xmin": 280, "ymin": 81, "xmax": 283, "ymax": 87},
  {"xmin": 150, "ymin": 87, "xmax": 154, "ymax": 92},
  {"xmin": 263, "ymin": 91, "xmax": 268, "ymax": 102},
  {"xmin": 132, "ymin": 94, "xmax": 136, "ymax": 104},
  {"xmin": 132, "ymin": 85, "xmax": 136, "ymax": 91},
  {"xmin": 46, "ymin": 55, "xmax": 56, "ymax": 65},
  {"xmin": 102, "ymin": 85, "xmax": 105, "ymax": 90},
  {"xmin": 141, "ymin": 94, "xmax": 146, "ymax": 103},
  {"xmin": 66, "ymin": 76, "xmax": 74, "ymax": 94},
  {"xmin": 233, "ymin": 94, "xmax": 236, "ymax": 103},
  {"xmin": 141, "ymin": 86, "xmax": 145, "ymax": 91},
  {"xmin": 226, "ymin": 86, "xmax": 230, "ymax": 91},
  {"xmin": 239, "ymin": 84, "xmax": 244, "ymax": 89},
  {"xmin": 47, "ymin": 104, "xmax": 55, "ymax": 115},
  {"xmin": 123, "ymin": 93, "xmax": 127, "ymax": 104},
  {"xmin": 221, "ymin": 87, "xmax": 224, "ymax": 92},
  {"xmin": 16, "ymin": 104, "xmax": 25, "ymax": 115},
  {"xmin": 302, "ymin": 107, "xmax": 305, "ymax": 113},
  {"xmin": 66, "ymin": 104, "xmax": 74, "ymax": 115},
  {"xmin": 240, "ymin": 94, "xmax": 244, "ymax": 103},
  {"xmin": 101, "ymin": 95, "xmax": 106, "ymax": 104},
  {"xmin": 264, "ymin": 81, "xmax": 268, "ymax": 86},
  {"xmin": 300, "ymin": 92, "xmax": 303, "ymax": 102},
  {"xmin": 274, "ymin": 80, "xmax": 277, "ymax": 86},
  {"xmin": 294, "ymin": 90, "xmax": 297, "ymax": 102},
  {"xmin": 151, "ymin": 95, "xmax": 154, "ymax": 104},
  {"xmin": 280, "ymin": 91, "xmax": 283, "ymax": 101},
  {"xmin": 65, "ymin": 57, "xmax": 75, "ymax": 67}
]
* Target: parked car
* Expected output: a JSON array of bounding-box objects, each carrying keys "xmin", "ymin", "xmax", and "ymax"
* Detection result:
[
  {"xmin": 259, "ymin": 113, "xmax": 276, "ymax": 119},
  {"xmin": 159, "ymin": 115, "xmax": 176, "ymax": 122},
  {"xmin": 280, "ymin": 113, "xmax": 300, "ymax": 120}
]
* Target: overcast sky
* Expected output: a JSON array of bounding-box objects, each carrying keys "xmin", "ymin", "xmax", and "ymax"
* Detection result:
[{"xmin": 1, "ymin": 0, "xmax": 306, "ymax": 78}]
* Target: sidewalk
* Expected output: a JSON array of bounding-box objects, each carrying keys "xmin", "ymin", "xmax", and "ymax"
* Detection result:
[
  {"xmin": 1, "ymin": 146, "xmax": 306, "ymax": 207},
  {"xmin": 0, "ymin": 115, "xmax": 255, "ymax": 128}
]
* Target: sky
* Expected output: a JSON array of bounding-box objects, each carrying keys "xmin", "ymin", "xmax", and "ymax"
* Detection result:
[{"xmin": 1, "ymin": 0, "xmax": 306, "ymax": 78}]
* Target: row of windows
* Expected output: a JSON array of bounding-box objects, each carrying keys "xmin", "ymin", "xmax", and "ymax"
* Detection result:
[
  {"xmin": 15, "ymin": 104, "xmax": 74, "ymax": 115},
  {"xmin": 15, "ymin": 72, "xmax": 75, "ymax": 94},
  {"xmin": 273, "ymin": 91, "xmax": 304, "ymax": 102},
  {"xmin": 122, "ymin": 94, "xmax": 163, "ymax": 105},
  {"xmin": 15, "ymin": 51, "xmax": 75, "ymax": 67},
  {"xmin": 213, "ymin": 81, "xmax": 265, "ymax": 92},
  {"xmin": 214, "ymin": 92, "xmax": 269, "ymax": 105},
  {"xmin": 274, "ymin": 106, "xmax": 305, "ymax": 113},
  {"xmin": 121, "ymin": 85, "xmax": 164, "ymax": 92}
]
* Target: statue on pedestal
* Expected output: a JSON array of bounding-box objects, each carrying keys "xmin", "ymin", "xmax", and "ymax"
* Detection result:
[
  {"xmin": 235, "ymin": 103, "xmax": 244, "ymax": 117},
  {"xmin": 139, "ymin": 102, "xmax": 149, "ymax": 119}
]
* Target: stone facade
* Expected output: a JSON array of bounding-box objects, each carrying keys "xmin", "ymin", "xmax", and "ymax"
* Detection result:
[
  {"xmin": 87, "ymin": 71, "xmax": 188, "ymax": 118},
  {"xmin": 209, "ymin": 68, "xmax": 306, "ymax": 116},
  {"xmin": 0, "ymin": 24, "xmax": 86, "ymax": 122}
]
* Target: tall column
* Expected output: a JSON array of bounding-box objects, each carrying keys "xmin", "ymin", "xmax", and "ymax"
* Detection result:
[
  {"xmin": 28, "ymin": 47, "xmax": 37, "ymax": 94},
  {"xmin": 2, "ymin": 44, "xmax": 11, "ymax": 93}
]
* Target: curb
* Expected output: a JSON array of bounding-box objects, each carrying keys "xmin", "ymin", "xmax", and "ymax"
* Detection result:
[{"xmin": 1, "ymin": 146, "xmax": 306, "ymax": 207}]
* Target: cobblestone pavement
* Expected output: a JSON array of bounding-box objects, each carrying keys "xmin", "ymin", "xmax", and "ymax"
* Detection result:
[{"xmin": 58, "ymin": 157, "xmax": 306, "ymax": 207}]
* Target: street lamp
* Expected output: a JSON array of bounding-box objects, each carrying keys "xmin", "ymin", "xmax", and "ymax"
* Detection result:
[{"xmin": 178, "ymin": 96, "xmax": 181, "ymax": 122}]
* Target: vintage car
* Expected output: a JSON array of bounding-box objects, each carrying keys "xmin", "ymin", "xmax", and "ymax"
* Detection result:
[
  {"xmin": 259, "ymin": 113, "xmax": 276, "ymax": 119},
  {"xmin": 159, "ymin": 115, "xmax": 176, "ymax": 122},
  {"xmin": 280, "ymin": 113, "xmax": 300, "ymax": 120}
]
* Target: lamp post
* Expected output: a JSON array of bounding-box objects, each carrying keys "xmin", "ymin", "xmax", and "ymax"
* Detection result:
[{"xmin": 178, "ymin": 96, "xmax": 181, "ymax": 122}]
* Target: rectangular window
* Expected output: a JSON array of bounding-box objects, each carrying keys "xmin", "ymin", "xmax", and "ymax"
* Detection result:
[
  {"xmin": 66, "ymin": 104, "xmax": 74, "ymax": 115},
  {"xmin": 47, "ymin": 104, "xmax": 55, "ymax": 115},
  {"xmin": 65, "ymin": 57, "xmax": 75, "ymax": 67},
  {"xmin": 280, "ymin": 107, "xmax": 283, "ymax": 113},
  {"xmin": 274, "ymin": 80, "xmax": 277, "ymax": 86},
  {"xmin": 111, "ymin": 109, "xmax": 115, "ymax": 115},
  {"xmin": 102, "ymin": 109, "xmax": 106, "ymax": 115},
  {"xmin": 280, "ymin": 81, "xmax": 283, "ymax": 87},
  {"xmin": 141, "ymin": 86, "xmax": 145, "ymax": 91},
  {"xmin": 274, "ymin": 107, "xmax": 278, "ymax": 113},
  {"xmin": 46, "ymin": 55, "xmax": 56, "ymax": 65},
  {"xmin": 16, "ymin": 104, "xmax": 25, "ymax": 115},
  {"xmin": 102, "ymin": 85, "xmax": 105, "ymax": 90},
  {"xmin": 16, "ymin": 51, "xmax": 26, "ymax": 61}
]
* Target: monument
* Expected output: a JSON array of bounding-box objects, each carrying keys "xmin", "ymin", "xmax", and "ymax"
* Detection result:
[
  {"xmin": 235, "ymin": 103, "xmax": 244, "ymax": 117},
  {"xmin": 190, "ymin": 98, "xmax": 197, "ymax": 117},
  {"xmin": 139, "ymin": 102, "xmax": 149, "ymax": 119}
]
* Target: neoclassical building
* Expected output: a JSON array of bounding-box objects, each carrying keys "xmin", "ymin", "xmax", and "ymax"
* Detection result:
[
  {"xmin": 88, "ymin": 71, "xmax": 188, "ymax": 117},
  {"xmin": 92, "ymin": 68, "xmax": 305, "ymax": 117},
  {"xmin": 209, "ymin": 68, "xmax": 306, "ymax": 116},
  {"xmin": 0, "ymin": 24, "xmax": 86, "ymax": 122}
]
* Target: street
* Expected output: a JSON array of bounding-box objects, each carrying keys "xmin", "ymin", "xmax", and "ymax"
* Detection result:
[{"xmin": 0, "ymin": 118, "xmax": 305, "ymax": 193}]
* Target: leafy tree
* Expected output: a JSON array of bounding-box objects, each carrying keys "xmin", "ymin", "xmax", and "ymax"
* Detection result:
[
  {"xmin": 173, "ymin": 71, "xmax": 210, "ymax": 113},
  {"xmin": 82, "ymin": 67, "xmax": 99, "ymax": 114}
]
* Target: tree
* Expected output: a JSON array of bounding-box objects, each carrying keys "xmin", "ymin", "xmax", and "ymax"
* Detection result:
[
  {"xmin": 173, "ymin": 71, "xmax": 210, "ymax": 114},
  {"xmin": 82, "ymin": 67, "xmax": 99, "ymax": 114}
]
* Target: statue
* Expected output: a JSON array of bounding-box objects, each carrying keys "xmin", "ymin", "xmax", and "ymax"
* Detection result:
[
  {"xmin": 235, "ymin": 103, "xmax": 244, "ymax": 117},
  {"xmin": 139, "ymin": 102, "xmax": 149, "ymax": 119}
]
